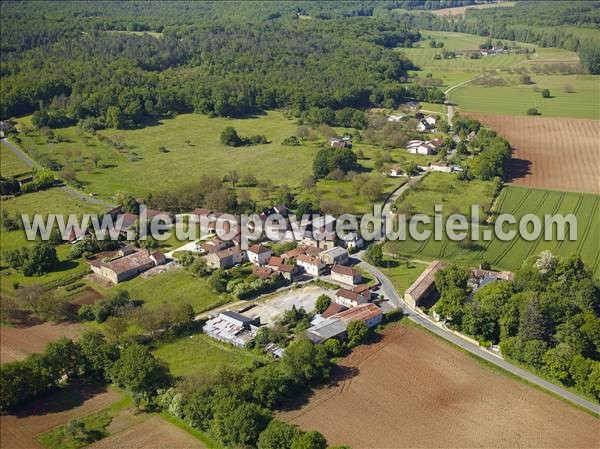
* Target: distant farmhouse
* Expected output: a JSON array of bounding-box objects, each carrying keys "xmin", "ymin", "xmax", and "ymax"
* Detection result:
[{"xmin": 89, "ymin": 247, "xmax": 166, "ymax": 283}]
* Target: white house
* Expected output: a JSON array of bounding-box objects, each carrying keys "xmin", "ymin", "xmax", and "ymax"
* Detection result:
[
  {"xmin": 388, "ymin": 165, "xmax": 404, "ymax": 177},
  {"xmin": 341, "ymin": 231, "xmax": 364, "ymax": 250},
  {"xmin": 334, "ymin": 288, "xmax": 369, "ymax": 308},
  {"xmin": 430, "ymin": 162, "xmax": 453, "ymax": 173},
  {"xmin": 406, "ymin": 140, "xmax": 424, "ymax": 154},
  {"xmin": 246, "ymin": 244, "xmax": 273, "ymax": 266},
  {"xmin": 296, "ymin": 254, "xmax": 327, "ymax": 276}
]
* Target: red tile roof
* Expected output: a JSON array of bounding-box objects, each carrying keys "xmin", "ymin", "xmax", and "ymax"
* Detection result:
[
  {"xmin": 335, "ymin": 288, "xmax": 365, "ymax": 302},
  {"xmin": 321, "ymin": 302, "xmax": 348, "ymax": 318},
  {"xmin": 248, "ymin": 244, "xmax": 272, "ymax": 255},
  {"xmin": 333, "ymin": 303, "xmax": 382, "ymax": 324},
  {"xmin": 331, "ymin": 265, "xmax": 358, "ymax": 277}
]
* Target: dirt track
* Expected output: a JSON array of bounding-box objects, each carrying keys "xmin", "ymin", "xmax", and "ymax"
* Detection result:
[
  {"xmin": 280, "ymin": 325, "xmax": 599, "ymax": 448},
  {"xmin": 0, "ymin": 382, "xmax": 120, "ymax": 449},
  {"xmin": 466, "ymin": 113, "xmax": 600, "ymax": 194},
  {"xmin": 1, "ymin": 321, "xmax": 85, "ymax": 364}
]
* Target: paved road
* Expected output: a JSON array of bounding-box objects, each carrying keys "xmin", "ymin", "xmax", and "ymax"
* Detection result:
[{"xmin": 2, "ymin": 137, "xmax": 114, "ymax": 208}]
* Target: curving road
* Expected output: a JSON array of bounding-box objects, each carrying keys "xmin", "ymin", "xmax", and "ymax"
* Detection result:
[{"xmin": 2, "ymin": 137, "xmax": 114, "ymax": 208}]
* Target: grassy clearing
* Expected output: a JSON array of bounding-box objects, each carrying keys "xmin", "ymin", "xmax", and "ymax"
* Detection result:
[
  {"xmin": 387, "ymin": 185, "xmax": 600, "ymax": 278},
  {"xmin": 1, "ymin": 141, "xmax": 31, "ymax": 177},
  {"xmin": 37, "ymin": 392, "xmax": 132, "ymax": 449},
  {"xmin": 14, "ymin": 111, "xmax": 317, "ymax": 200},
  {"xmin": 89, "ymin": 268, "xmax": 228, "ymax": 313},
  {"xmin": 153, "ymin": 332, "xmax": 267, "ymax": 378},
  {"xmin": 451, "ymin": 74, "xmax": 600, "ymax": 119},
  {"xmin": 380, "ymin": 257, "xmax": 430, "ymax": 295}
]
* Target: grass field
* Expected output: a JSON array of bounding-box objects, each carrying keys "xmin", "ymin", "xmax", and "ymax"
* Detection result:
[
  {"xmin": 13, "ymin": 111, "xmax": 318, "ymax": 200},
  {"xmin": 153, "ymin": 332, "xmax": 266, "ymax": 378},
  {"xmin": 387, "ymin": 184, "xmax": 600, "ymax": 278},
  {"xmin": 88, "ymin": 268, "xmax": 228, "ymax": 313},
  {"xmin": 380, "ymin": 257, "xmax": 429, "ymax": 294},
  {"xmin": 1, "ymin": 141, "xmax": 31, "ymax": 177},
  {"xmin": 451, "ymin": 74, "xmax": 600, "ymax": 119}
]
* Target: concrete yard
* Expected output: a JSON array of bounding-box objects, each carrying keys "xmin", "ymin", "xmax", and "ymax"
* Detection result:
[{"xmin": 245, "ymin": 284, "xmax": 334, "ymax": 325}]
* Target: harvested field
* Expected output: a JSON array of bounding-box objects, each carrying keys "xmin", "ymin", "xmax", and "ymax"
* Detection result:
[
  {"xmin": 466, "ymin": 113, "xmax": 600, "ymax": 194},
  {"xmin": 432, "ymin": 1, "xmax": 514, "ymax": 17},
  {"xmin": 1, "ymin": 321, "xmax": 85, "ymax": 364},
  {"xmin": 85, "ymin": 415, "xmax": 206, "ymax": 449},
  {"xmin": 280, "ymin": 324, "xmax": 599, "ymax": 448},
  {"xmin": 0, "ymin": 381, "xmax": 120, "ymax": 449}
]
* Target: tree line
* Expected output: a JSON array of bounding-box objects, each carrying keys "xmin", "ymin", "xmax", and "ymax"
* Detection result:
[{"xmin": 433, "ymin": 252, "xmax": 600, "ymax": 402}]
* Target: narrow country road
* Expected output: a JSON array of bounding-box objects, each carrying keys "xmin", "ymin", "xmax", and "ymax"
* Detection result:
[{"xmin": 2, "ymin": 137, "xmax": 115, "ymax": 208}]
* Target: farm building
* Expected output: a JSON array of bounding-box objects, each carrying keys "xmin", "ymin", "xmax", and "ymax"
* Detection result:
[
  {"xmin": 203, "ymin": 311, "xmax": 259, "ymax": 347},
  {"xmin": 206, "ymin": 246, "xmax": 246, "ymax": 269},
  {"xmin": 296, "ymin": 254, "xmax": 327, "ymax": 277},
  {"xmin": 335, "ymin": 288, "xmax": 369, "ymax": 308},
  {"xmin": 387, "ymin": 113, "xmax": 405, "ymax": 122},
  {"xmin": 320, "ymin": 246, "xmax": 349, "ymax": 266},
  {"xmin": 247, "ymin": 244, "xmax": 273, "ymax": 266},
  {"xmin": 333, "ymin": 303, "xmax": 383, "ymax": 328},
  {"xmin": 305, "ymin": 318, "xmax": 347, "ymax": 344},
  {"xmin": 430, "ymin": 161, "xmax": 453, "ymax": 173},
  {"xmin": 404, "ymin": 260, "xmax": 448, "ymax": 308},
  {"xmin": 201, "ymin": 238, "xmax": 234, "ymax": 254},
  {"xmin": 331, "ymin": 265, "xmax": 362, "ymax": 286},
  {"xmin": 387, "ymin": 165, "xmax": 404, "ymax": 177},
  {"xmin": 321, "ymin": 302, "xmax": 348, "ymax": 318},
  {"xmin": 89, "ymin": 248, "xmax": 166, "ymax": 284}
]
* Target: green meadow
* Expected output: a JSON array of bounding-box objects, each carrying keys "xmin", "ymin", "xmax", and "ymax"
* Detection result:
[
  {"xmin": 450, "ymin": 74, "xmax": 600, "ymax": 119},
  {"xmin": 14, "ymin": 111, "xmax": 319, "ymax": 200},
  {"xmin": 153, "ymin": 333, "xmax": 267, "ymax": 379}
]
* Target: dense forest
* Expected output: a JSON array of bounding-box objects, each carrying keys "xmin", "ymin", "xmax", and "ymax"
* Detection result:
[
  {"xmin": 0, "ymin": 1, "xmax": 460, "ymax": 125},
  {"xmin": 398, "ymin": 1, "xmax": 600, "ymax": 73}
]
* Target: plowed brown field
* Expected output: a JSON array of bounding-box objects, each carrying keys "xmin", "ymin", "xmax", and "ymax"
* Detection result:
[
  {"xmin": 85, "ymin": 415, "xmax": 206, "ymax": 449},
  {"xmin": 0, "ymin": 382, "xmax": 120, "ymax": 449},
  {"xmin": 1, "ymin": 321, "xmax": 85, "ymax": 364},
  {"xmin": 466, "ymin": 113, "xmax": 600, "ymax": 194},
  {"xmin": 280, "ymin": 325, "xmax": 599, "ymax": 448}
]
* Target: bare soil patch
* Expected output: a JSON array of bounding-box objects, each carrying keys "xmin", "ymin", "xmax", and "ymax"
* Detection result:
[
  {"xmin": 432, "ymin": 2, "xmax": 514, "ymax": 17},
  {"xmin": 69, "ymin": 286, "xmax": 104, "ymax": 311},
  {"xmin": 280, "ymin": 324, "xmax": 599, "ymax": 448},
  {"xmin": 1, "ymin": 321, "xmax": 85, "ymax": 364},
  {"xmin": 0, "ymin": 381, "xmax": 120, "ymax": 449},
  {"xmin": 466, "ymin": 112, "xmax": 600, "ymax": 194},
  {"xmin": 85, "ymin": 415, "xmax": 206, "ymax": 449}
]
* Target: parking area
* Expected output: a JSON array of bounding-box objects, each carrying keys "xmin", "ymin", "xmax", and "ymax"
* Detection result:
[{"xmin": 245, "ymin": 284, "xmax": 335, "ymax": 325}]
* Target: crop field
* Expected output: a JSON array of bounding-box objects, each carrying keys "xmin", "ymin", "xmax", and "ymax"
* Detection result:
[
  {"xmin": 0, "ymin": 381, "xmax": 121, "ymax": 449},
  {"xmin": 0, "ymin": 321, "xmax": 85, "ymax": 364},
  {"xmin": 13, "ymin": 111, "xmax": 318, "ymax": 200},
  {"xmin": 452, "ymin": 75, "xmax": 600, "ymax": 119},
  {"xmin": 153, "ymin": 333, "xmax": 266, "ymax": 379},
  {"xmin": 280, "ymin": 324, "xmax": 599, "ymax": 448},
  {"xmin": 431, "ymin": 2, "xmax": 515, "ymax": 17},
  {"xmin": 467, "ymin": 113, "xmax": 600, "ymax": 193},
  {"xmin": 85, "ymin": 415, "xmax": 206, "ymax": 449},
  {"xmin": 388, "ymin": 185, "xmax": 600, "ymax": 278}
]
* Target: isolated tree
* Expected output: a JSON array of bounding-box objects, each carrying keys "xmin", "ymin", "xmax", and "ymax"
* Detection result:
[
  {"xmin": 220, "ymin": 127, "xmax": 243, "ymax": 147},
  {"xmin": 111, "ymin": 343, "xmax": 170, "ymax": 399},
  {"xmin": 346, "ymin": 320, "xmax": 369, "ymax": 348},
  {"xmin": 541, "ymin": 89, "xmax": 551, "ymax": 98},
  {"xmin": 315, "ymin": 295, "xmax": 331, "ymax": 314},
  {"xmin": 227, "ymin": 169, "xmax": 240, "ymax": 186},
  {"xmin": 365, "ymin": 244, "xmax": 384, "ymax": 267}
]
